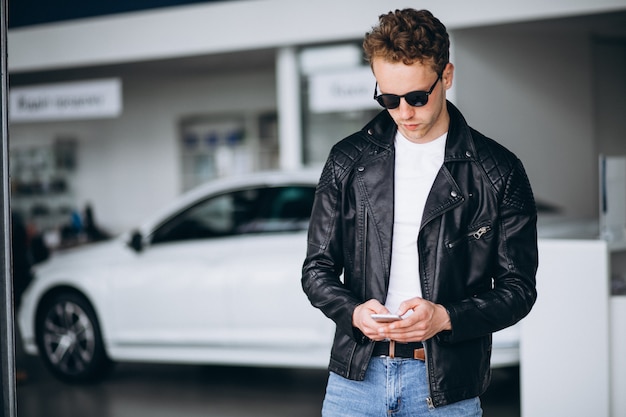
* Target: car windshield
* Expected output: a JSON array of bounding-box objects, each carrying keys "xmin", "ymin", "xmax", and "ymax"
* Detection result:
[{"xmin": 150, "ymin": 185, "xmax": 315, "ymax": 244}]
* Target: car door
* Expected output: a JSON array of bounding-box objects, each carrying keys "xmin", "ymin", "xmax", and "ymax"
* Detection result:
[
  {"xmin": 110, "ymin": 184, "xmax": 332, "ymax": 353},
  {"xmin": 110, "ymin": 190, "xmax": 242, "ymax": 347},
  {"xmin": 223, "ymin": 185, "xmax": 332, "ymax": 350}
]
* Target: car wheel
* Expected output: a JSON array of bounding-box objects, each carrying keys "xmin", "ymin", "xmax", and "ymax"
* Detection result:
[{"xmin": 35, "ymin": 291, "xmax": 111, "ymax": 383}]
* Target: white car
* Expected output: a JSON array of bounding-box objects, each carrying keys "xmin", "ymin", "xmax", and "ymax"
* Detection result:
[{"xmin": 17, "ymin": 170, "xmax": 520, "ymax": 383}]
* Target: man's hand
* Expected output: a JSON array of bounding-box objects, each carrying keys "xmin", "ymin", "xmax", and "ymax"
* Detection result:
[
  {"xmin": 353, "ymin": 297, "xmax": 452, "ymax": 343},
  {"xmin": 352, "ymin": 299, "xmax": 394, "ymax": 341}
]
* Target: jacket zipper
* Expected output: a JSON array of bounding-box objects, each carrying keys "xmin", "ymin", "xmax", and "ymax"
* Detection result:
[
  {"xmin": 426, "ymin": 396, "xmax": 435, "ymax": 410},
  {"xmin": 362, "ymin": 208, "xmax": 368, "ymax": 301},
  {"xmin": 424, "ymin": 344, "xmax": 435, "ymax": 409},
  {"xmin": 426, "ymin": 225, "xmax": 490, "ymax": 408},
  {"xmin": 446, "ymin": 225, "xmax": 491, "ymax": 249},
  {"xmin": 354, "ymin": 207, "xmax": 368, "ymax": 380}
]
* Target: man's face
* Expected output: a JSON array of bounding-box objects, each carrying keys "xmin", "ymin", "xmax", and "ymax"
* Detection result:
[{"xmin": 372, "ymin": 58, "xmax": 453, "ymax": 144}]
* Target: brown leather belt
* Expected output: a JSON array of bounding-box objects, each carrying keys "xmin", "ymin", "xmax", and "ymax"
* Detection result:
[{"xmin": 372, "ymin": 340, "xmax": 425, "ymax": 361}]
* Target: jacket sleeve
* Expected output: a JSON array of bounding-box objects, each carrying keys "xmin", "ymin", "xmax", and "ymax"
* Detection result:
[
  {"xmin": 439, "ymin": 158, "xmax": 539, "ymax": 343},
  {"xmin": 301, "ymin": 156, "xmax": 366, "ymax": 342}
]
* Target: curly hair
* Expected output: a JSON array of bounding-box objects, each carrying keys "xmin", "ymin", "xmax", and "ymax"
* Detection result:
[{"xmin": 363, "ymin": 9, "xmax": 450, "ymax": 75}]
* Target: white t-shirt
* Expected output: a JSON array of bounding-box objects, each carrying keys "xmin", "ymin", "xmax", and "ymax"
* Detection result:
[{"xmin": 384, "ymin": 130, "xmax": 447, "ymax": 314}]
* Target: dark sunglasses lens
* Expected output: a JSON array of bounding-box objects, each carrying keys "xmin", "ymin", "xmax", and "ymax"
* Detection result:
[
  {"xmin": 376, "ymin": 95, "xmax": 400, "ymax": 109},
  {"xmin": 405, "ymin": 92, "xmax": 429, "ymax": 107}
]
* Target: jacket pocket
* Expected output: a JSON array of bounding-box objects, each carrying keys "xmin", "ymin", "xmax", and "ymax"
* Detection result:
[{"xmin": 445, "ymin": 223, "xmax": 492, "ymax": 250}]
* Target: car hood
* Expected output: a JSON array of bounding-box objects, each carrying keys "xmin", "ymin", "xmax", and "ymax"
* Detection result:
[{"xmin": 33, "ymin": 238, "xmax": 129, "ymax": 275}]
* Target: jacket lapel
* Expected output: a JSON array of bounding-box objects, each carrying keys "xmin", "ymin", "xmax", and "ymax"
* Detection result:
[
  {"xmin": 421, "ymin": 165, "xmax": 464, "ymax": 228},
  {"xmin": 420, "ymin": 101, "xmax": 475, "ymax": 227}
]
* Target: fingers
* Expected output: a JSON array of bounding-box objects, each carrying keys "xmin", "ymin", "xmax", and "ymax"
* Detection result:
[
  {"xmin": 396, "ymin": 297, "xmax": 423, "ymax": 316},
  {"xmin": 379, "ymin": 317, "xmax": 429, "ymax": 343},
  {"xmin": 352, "ymin": 298, "xmax": 451, "ymax": 343},
  {"xmin": 352, "ymin": 300, "xmax": 390, "ymax": 341},
  {"xmin": 378, "ymin": 299, "xmax": 449, "ymax": 342}
]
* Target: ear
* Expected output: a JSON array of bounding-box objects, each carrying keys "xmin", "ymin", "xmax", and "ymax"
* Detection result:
[{"xmin": 442, "ymin": 63, "xmax": 454, "ymax": 90}]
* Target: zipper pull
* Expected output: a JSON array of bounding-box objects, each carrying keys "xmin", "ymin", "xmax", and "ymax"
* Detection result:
[
  {"xmin": 426, "ymin": 397, "xmax": 435, "ymax": 410},
  {"xmin": 472, "ymin": 226, "xmax": 489, "ymax": 239}
]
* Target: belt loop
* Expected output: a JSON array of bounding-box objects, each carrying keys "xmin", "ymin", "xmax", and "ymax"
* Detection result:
[{"xmin": 389, "ymin": 340, "xmax": 395, "ymax": 359}]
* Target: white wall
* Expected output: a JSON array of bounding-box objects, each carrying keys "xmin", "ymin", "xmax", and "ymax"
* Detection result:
[
  {"xmin": 10, "ymin": 68, "xmax": 276, "ymax": 233},
  {"xmin": 453, "ymin": 27, "xmax": 597, "ymax": 218}
]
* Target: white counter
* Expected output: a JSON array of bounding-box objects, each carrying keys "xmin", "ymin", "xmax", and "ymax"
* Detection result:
[{"xmin": 520, "ymin": 238, "xmax": 626, "ymax": 417}]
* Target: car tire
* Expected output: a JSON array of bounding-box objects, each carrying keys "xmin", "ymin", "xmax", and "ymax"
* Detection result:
[{"xmin": 35, "ymin": 291, "xmax": 111, "ymax": 383}]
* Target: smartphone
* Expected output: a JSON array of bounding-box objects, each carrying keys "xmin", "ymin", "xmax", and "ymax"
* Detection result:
[{"xmin": 371, "ymin": 313, "xmax": 402, "ymax": 323}]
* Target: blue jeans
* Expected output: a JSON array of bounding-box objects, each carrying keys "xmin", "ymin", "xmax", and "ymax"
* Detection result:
[{"xmin": 322, "ymin": 357, "xmax": 482, "ymax": 416}]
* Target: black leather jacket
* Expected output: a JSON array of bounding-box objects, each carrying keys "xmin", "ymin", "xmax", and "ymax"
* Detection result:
[{"xmin": 301, "ymin": 102, "xmax": 538, "ymax": 407}]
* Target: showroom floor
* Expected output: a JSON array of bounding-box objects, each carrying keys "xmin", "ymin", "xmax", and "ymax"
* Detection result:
[{"xmin": 14, "ymin": 343, "xmax": 521, "ymax": 417}]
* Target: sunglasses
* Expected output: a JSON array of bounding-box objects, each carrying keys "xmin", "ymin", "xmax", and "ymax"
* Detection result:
[{"xmin": 373, "ymin": 75, "xmax": 441, "ymax": 109}]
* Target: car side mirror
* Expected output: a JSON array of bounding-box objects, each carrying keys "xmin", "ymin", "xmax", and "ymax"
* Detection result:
[{"xmin": 129, "ymin": 230, "xmax": 144, "ymax": 253}]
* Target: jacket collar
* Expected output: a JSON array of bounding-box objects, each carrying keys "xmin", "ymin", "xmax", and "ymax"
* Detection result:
[
  {"xmin": 363, "ymin": 101, "xmax": 477, "ymax": 163},
  {"xmin": 445, "ymin": 101, "xmax": 477, "ymax": 163}
]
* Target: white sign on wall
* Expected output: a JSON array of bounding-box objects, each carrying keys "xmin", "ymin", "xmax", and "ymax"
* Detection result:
[
  {"xmin": 9, "ymin": 78, "xmax": 122, "ymax": 122},
  {"xmin": 309, "ymin": 67, "xmax": 379, "ymax": 113}
]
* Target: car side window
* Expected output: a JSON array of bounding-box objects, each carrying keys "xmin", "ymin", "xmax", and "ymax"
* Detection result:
[
  {"xmin": 236, "ymin": 186, "xmax": 315, "ymax": 234},
  {"xmin": 150, "ymin": 193, "xmax": 235, "ymax": 243},
  {"xmin": 150, "ymin": 185, "xmax": 315, "ymax": 244}
]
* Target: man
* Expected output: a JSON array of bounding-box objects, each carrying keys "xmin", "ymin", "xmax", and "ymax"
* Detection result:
[{"xmin": 301, "ymin": 8, "xmax": 538, "ymax": 416}]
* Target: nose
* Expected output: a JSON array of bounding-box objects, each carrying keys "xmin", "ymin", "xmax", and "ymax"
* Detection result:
[{"xmin": 395, "ymin": 97, "xmax": 415, "ymax": 119}]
